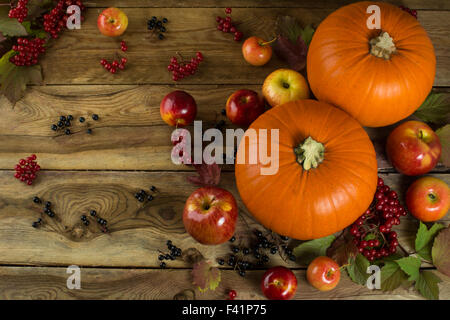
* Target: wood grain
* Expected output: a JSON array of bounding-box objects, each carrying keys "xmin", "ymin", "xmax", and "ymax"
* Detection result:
[
  {"xmin": 35, "ymin": 8, "xmax": 450, "ymax": 86},
  {"xmin": 0, "ymin": 85, "xmax": 448, "ymax": 171},
  {"xmin": 81, "ymin": 0, "xmax": 450, "ymax": 10},
  {"xmin": 0, "ymin": 171, "xmax": 447, "ymax": 268},
  {"xmin": 0, "ymin": 266, "xmax": 448, "ymax": 300}
]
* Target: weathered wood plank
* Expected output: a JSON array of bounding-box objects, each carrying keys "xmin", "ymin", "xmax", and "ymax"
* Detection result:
[
  {"xmin": 36, "ymin": 8, "xmax": 450, "ymax": 86},
  {"xmin": 0, "ymin": 171, "xmax": 447, "ymax": 268},
  {"xmin": 0, "ymin": 85, "xmax": 448, "ymax": 171},
  {"xmin": 82, "ymin": 0, "xmax": 450, "ymax": 10},
  {"xmin": 0, "ymin": 266, "xmax": 448, "ymax": 300}
]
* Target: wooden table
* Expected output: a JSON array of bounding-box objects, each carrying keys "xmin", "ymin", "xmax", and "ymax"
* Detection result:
[{"xmin": 0, "ymin": 0, "xmax": 448, "ymax": 300}]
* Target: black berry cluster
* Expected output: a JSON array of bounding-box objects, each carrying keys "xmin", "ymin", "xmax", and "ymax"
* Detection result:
[
  {"xmin": 10, "ymin": 37, "xmax": 46, "ymax": 66},
  {"xmin": 350, "ymin": 177, "xmax": 407, "ymax": 261},
  {"xmin": 31, "ymin": 196, "xmax": 56, "ymax": 228},
  {"xmin": 158, "ymin": 240, "xmax": 182, "ymax": 268},
  {"xmin": 215, "ymin": 8, "xmax": 243, "ymax": 42},
  {"xmin": 147, "ymin": 16, "xmax": 168, "ymax": 40},
  {"xmin": 43, "ymin": 0, "xmax": 86, "ymax": 39},
  {"xmin": 51, "ymin": 114, "xmax": 99, "ymax": 135},
  {"xmin": 134, "ymin": 186, "xmax": 157, "ymax": 203},
  {"xmin": 8, "ymin": 0, "xmax": 29, "ymax": 23},
  {"xmin": 80, "ymin": 210, "xmax": 109, "ymax": 233}
]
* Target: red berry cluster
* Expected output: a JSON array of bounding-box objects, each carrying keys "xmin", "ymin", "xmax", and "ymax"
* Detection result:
[
  {"xmin": 215, "ymin": 8, "xmax": 243, "ymax": 42},
  {"xmin": 10, "ymin": 37, "xmax": 46, "ymax": 66},
  {"xmin": 167, "ymin": 52, "xmax": 203, "ymax": 81},
  {"xmin": 399, "ymin": 5, "xmax": 418, "ymax": 19},
  {"xmin": 349, "ymin": 177, "xmax": 407, "ymax": 261},
  {"xmin": 8, "ymin": 0, "xmax": 29, "ymax": 23},
  {"xmin": 14, "ymin": 154, "xmax": 40, "ymax": 185},
  {"xmin": 44, "ymin": 0, "xmax": 86, "ymax": 39},
  {"xmin": 100, "ymin": 57, "xmax": 128, "ymax": 74},
  {"xmin": 120, "ymin": 40, "xmax": 128, "ymax": 52}
]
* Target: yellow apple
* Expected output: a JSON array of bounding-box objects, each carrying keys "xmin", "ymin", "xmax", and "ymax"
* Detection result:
[{"xmin": 262, "ymin": 69, "xmax": 309, "ymax": 107}]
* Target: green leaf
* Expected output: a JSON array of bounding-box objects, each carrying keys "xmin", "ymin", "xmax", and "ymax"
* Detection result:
[
  {"xmin": 436, "ymin": 125, "xmax": 450, "ymax": 167},
  {"xmin": 293, "ymin": 235, "xmax": 335, "ymax": 264},
  {"xmin": 395, "ymin": 256, "xmax": 421, "ymax": 281},
  {"xmin": 0, "ymin": 7, "xmax": 28, "ymax": 37},
  {"xmin": 191, "ymin": 260, "xmax": 221, "ymax": 292},
  {"xmin": 415, "ymin": 271, "xmax": 441, "ymax": 300},
  {"xmin": 21, "ymin": 21, "xmax": 47, "ymax": 39},
  {"xmin": 415, "ymin": 222, "xmax": 445, "ymax": 261},
  {"xmin": 0, "ymin": 50, "xmax": 42, "ymax": 104},
  {"xmin": 347, "ymin": 254, "xmax": 370, "ymax": 285},
  {"xmin": 380, "ymin": 261, "xmax": 409, "ymax": 292},
  {"xmin": 299, "ymin": 24, "xmax": 315, "ymax": 46},
  {"xmin": 431, "ymin": 226, "xmax": 450, "ymax": 277},
  {"xmin": 414, "ymin": 92, "xmax": 450, "ymax": 125}
]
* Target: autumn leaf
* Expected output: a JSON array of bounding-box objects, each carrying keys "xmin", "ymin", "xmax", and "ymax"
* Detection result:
[
  {"xmin": 187, "ymin": 162, "xmax": 221, "ymax": 187},
  {"xmin": 415, "ymin": 222, "xmax": 445, "ymax": 262},
  {"xmin": 413, "ymin": 92, "xmax": 450, "ymax": 125},
  {"xmin": 347, "ymin": 254, "xmax": 370, "ymax": 285},
  {"xmin": 293, "ymin": 235, "xmax": 335, "ymax": 264},
  {"xmin": 380, "ymin": 261, "xmax": 409, "ymax": 292},
  {"xmin": 431, "ymin": 226, "xmax": 450, "ymax": 277},
  {"xmin": 0, "ymin": 50, "xmax": 42, "ymax": 104},
  {"xmin": 326, "ymin": 230, "xmax": 358, "ymax": 266},
  {"xmin": 436, "ymin": 125, "xmax": 450, "ymax": 167},
  {"xmin": 274, "ymin": 15, "xmax": 315, "ymax": 72},
  {"xmin": 415, "ymin": 271, "xmax": 441, "ymax": 300},
  {"xmin": 192, "ymin": 260, "xmax": 221, "ymax": 292}
]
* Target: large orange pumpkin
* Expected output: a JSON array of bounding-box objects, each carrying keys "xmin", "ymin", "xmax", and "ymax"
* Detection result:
[
  {"xmin": 307, "ymin": 1, "xmax": 436, "ymax": 127},
  {"xmin": 235, "ymin": 99, "xmax": 378, "ymax": 240}
]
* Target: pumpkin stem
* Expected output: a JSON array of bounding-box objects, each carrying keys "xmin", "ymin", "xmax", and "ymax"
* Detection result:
[
  {"xmin": 294, "ymin": 136, "xmax": 325, "ymax": 170},
  {"xmin": 369, "ymin": 31, "xmax": 396, "ymax": 60}
]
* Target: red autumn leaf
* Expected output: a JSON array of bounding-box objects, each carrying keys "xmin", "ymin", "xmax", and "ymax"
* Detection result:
[
  {"xmin": 187, "ymin": 162, "xmax": 221, "ymax": 187},
  {"xmin": 326, "ymin": 229, "xmax": 359, "ymax": 266},
  {"xmin": 273, "ymin": 34, "xmax": 308, "ymax": 72}
]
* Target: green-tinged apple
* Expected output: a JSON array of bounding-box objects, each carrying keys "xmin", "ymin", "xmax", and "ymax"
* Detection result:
[
  {"xmin": 160, "ymin": 90, "xmax": 197, "ymax": 127},
  {"xmin": 97, "ymin": 7, "xmax": 128, "ymax": 37},
  {"xmin": 242, "ymin": 36, "xmax": 273, "ymax": 66},
  {"xmin": 183, "ymin": 187, "xmax": 238, "ymax": 245},
  {"xmin": 386, "ymin": 121, "xmax": 442, "ymax": 176},
  {"xmin": 306, "ymin": 256, "xmax": 340, "ymax": 291},
  {"xmin": 261, "ymin": 266, "xmax": 298, "ymax": 300},
  {"xmin": 406, "ymin": 176, "xmax": 449, "ymax": 222},
  {"xmin": 226, "ymin": 89, "xmax": 265, "ymax": 126},
  {"xmin": 262, "ymin": 68, "xmax": 309, "ymax": 107}
]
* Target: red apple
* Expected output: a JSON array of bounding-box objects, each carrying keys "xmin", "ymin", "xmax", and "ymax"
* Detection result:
[
  {"xmin": 262, "ymin": 68, "xmax": 310, "ymax": 107},
  {"xmin": 183, "ymin": 187, "xmax": 238, "ymax": 245},
  {"xmin": 160, "ymin": 90, "xmax": 197, "ymax": 127},
  {"xmin": 386, "ymin": 121, "xmax": 442, "ymax": 176},
  {"xmin": 406, "ymin": 176, "xmax": 449, "ymax": 222},
  {"xmin": 306, "ymin": 256, "xmax": 340, "ymax": 291},
  {"xmin": 97, "ymin": 7, "xmax": 128, "ymax": 37},
  {"xmin": 261, "ymin": 266, "xmax": 298, "ymax": 300},
  {"xmin": 226, "ymin": 89, "xmax": 265, "ymax": 126},
  {"xmin": 242, "ymin": 36, "xmax": 273, "ymax": 66}
]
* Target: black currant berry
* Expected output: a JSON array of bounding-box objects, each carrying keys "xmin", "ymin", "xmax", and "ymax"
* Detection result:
[
  {"xmin": 33, "ymin": 196, "xmax": 41, "ymax": 203},
  {"xmin": 79, "ymin": 117, "xmax": 85, "ymax": 123},
  {"xmin": 92, "ymin": 114, "xmax": 99, "ymax": 121},
  {"xmin": 51, "ymin": 124, "xmax": 58, "ymax": 131}
]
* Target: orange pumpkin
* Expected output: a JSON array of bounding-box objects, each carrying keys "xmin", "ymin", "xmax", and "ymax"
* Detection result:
[
  {"xmin": 307, "ymin": 1, "xmax": 436, "ymax": 127},
  {"xmin": 235, "ymin": 99, "xmax": 378, "ymax": 240}
]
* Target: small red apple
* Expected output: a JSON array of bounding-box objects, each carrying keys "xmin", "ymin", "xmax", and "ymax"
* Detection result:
[
  {"xmin": 97, "ymin": 8, "xmax": 128, "ymax": 37},
  {"xmin": 160, "ymin": 90, "xmax": 197, "ymax": 127},
  {"xmin": 242, "ymin": 36, "xmax": 273, "ymax": 66},
  {"xmin": 226, "ymin": 89, "xmax": 265, "ymax": 126},
  {"xmin": 306, "ymin": 256, "xmax": 340, "ymax": 291},
  {"xmin": 386, "ymin": 121, "xmax": 442, "ymax": 176},
  {"xmin": 261, "ymin": 266, "xmax": 297, "ymax": 300},
  {"xmin": 406, "ymin": 176, "xmax": 449, "ymax": 222},
  {"xmin": 183, "ymin": 187, "xmax": 238, "ymax": 245}
]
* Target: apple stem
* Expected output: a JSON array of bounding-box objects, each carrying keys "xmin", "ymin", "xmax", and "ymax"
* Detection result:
[{"xmin": 260, "ymin": 37, "xmax": 277, "ymax": 46}]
